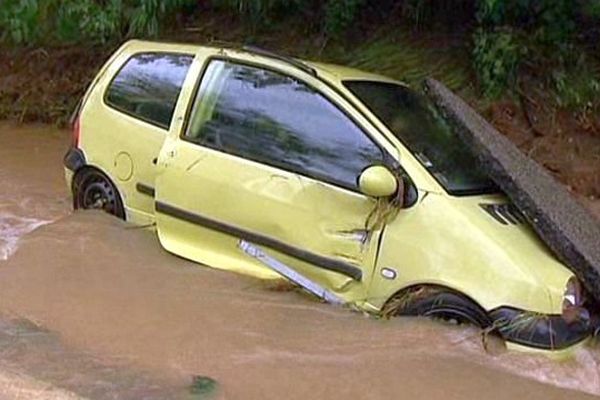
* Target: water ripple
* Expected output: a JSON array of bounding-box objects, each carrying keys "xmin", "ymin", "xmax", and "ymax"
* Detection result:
[{"xmin": 0, "ymin": 213, "xmax": 51, "ymax": 261}]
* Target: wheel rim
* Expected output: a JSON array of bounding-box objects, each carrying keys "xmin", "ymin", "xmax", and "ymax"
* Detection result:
[
  {"xmin": 81, "ymin": 178, "xmax": 118, "ymax": 215},
  {"xmin": 424, "ymin": 308, "xmax": 480, "ymax": 326}
]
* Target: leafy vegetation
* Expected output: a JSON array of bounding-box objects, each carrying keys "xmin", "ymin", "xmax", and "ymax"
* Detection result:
[
  {"xmin": 0, "ymin": 0, "xmax": 40, "ymax": 44},
  {"xmin": 473, "ymin": 29, "xmax": 522, "ymax": 99},
  {"xmin": 0, "ymin": 0, "xmax": 598, "ymax": 108},
  {"xmin": 0, "ymin": 0, "xmax": 194, "ymax": 44},
  {"xmin": 211, "ymin": 0, "xmax": 303, "ymax": 26},
  {"xmin": 324, "ymin": 0, "xmax": 366, "ymax": 37},
  {"xmin": 473, "ymin": 0, "xmax": 600, "ymax": 107}
]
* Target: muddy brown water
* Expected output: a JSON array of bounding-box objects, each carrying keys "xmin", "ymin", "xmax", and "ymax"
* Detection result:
[{"xmin": 1, "ymin": 122, "xmax": 600, "ymax": 399}]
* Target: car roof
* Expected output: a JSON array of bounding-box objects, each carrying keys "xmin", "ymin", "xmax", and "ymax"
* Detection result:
[
  {"xmin": 123, "ymin": 40, "xmax": 405, "ymax": 86},
  {"xmin": 124, "ymin": 39, "xmax": 200, "ymax": 55},
  {"xmin": 305, "ymin": 61, "xmax": 400, "ymax": 84}
]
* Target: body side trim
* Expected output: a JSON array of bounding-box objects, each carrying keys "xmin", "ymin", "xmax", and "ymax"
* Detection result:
[
  {"xmin": 155, "ymin": 201, "xmax": 363, "ymax": 281},
  {"xmin": 136, "ymin": 183, "xmax": 156, "ymax": 197}
]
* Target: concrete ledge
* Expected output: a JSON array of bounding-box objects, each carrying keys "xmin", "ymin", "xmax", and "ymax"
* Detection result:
[{"xmin": 424, "ymin": 78, "xmax": 600, "ymax": 302}]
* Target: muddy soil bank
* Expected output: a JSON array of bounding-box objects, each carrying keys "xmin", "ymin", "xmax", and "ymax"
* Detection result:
[{"xmin": 1, "ymin": 125, "xmax": 600, "ymax": 399}]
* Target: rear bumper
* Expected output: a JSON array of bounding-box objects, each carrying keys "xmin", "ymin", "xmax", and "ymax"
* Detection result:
[
  {"xmin": 63, "ymin": 148, "xmax": 86, "ymax": 172},
  {"xmin": 490, "ymin": 307, "xmax": 592, "ymax": 351},
  {"xmin": 63, "ymin": 147, "xmax": 86, "ymax": 196}
]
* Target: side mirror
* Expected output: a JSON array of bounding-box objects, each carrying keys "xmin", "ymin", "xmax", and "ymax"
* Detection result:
[{"xmin": 358, "ymin": 165, "xmax": 398, "ymax": 198}]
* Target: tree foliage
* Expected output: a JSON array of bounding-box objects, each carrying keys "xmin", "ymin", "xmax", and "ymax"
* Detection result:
[
  {"xmin": 0, "ymin": 0, "xmax": 194, "ymax": 44},
  {"xmin": 473, "ymin": 0, "xmax": 600, "ymax": 106},
  {"xmin": 211, "ymin": 0, "xmax": 304, "ymax": 25},
  {"xmin": 324, "ymin": 0, "xmax": 366, "ymax": 37}
]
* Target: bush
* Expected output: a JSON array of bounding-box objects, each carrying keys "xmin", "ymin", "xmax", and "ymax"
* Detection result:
[
  {"xmin": 472, "ymin": 0, "xmax": 600, "ymax": 107},
  {"xmin": 0, "ymin": 0, "xmax": 194, "ymax": 45},
  {"xmin": 56, "ymin": 0, "xmax": 123, "ymax": 43},
  {"xmin": 550, "ymin": 49, "xmax": 600, "ymax": 109},
  {"xmin": 473, "ymin": 29, "xmax": 523, "ymax": 98},
  {"xmin": 0, "ymin": 0, "xmax": 40, "ymax": 44},
  {"xmin": 324, "ymin": 0, "xmax": 366, "ymax": 37},
  {"xmin": 129, "ymin": 0, "xmax": 196, "ymax": 37},
  {"xmin": 211, "ymin": 0, "xmax": 304, "ymax": 27}
]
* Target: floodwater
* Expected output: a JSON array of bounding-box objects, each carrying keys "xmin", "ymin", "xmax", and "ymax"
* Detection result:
[{"xmin": 1, "ymin": 122, "xmax": 600, "ymax": 399}]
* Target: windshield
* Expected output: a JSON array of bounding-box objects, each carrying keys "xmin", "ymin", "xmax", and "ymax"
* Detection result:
[{"xmin": 344, "ymin": 80, "xmax": 497, "ymax": 195}]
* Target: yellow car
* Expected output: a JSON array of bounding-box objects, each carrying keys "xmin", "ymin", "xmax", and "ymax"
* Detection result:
[{"xmin": 64, "ymin": 40, "xmax": 592, "ymax": 352}]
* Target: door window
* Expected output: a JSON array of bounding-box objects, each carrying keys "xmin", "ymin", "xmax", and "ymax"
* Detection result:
[
  {"xmin": 184, "ymin": 60, "xmax": 384, "ymax": 190},
  {"xmin": 106, "ymin": 52, "xmax": 193, "ymax": 129}
]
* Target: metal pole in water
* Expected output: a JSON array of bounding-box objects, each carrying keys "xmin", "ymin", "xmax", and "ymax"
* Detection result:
[{"xmin": 238, "ymin": 240, "xmax": 346, "ymax": 306}]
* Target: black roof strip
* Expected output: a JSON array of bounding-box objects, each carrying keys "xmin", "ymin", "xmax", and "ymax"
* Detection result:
[{"xmin": 241, "ymin": 45, "xmax": 318, "ymax": 77}]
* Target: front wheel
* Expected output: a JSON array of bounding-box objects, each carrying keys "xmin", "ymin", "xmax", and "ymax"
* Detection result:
[
  {"xmin": 73, "ymin": 169, "xmax": 125, "ymax": 220},
  {"xmin": 383, "ymin": 286, "xmax": 491, "ymax": 328}
]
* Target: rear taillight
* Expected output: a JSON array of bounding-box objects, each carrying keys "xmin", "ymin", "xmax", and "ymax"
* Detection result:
[{"xmin": 72, "ymin": 118, "xmax": 81, "ymax": 148}]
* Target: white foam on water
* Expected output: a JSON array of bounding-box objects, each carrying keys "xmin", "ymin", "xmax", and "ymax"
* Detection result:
[
  {"xmin": 495, "ymin": 347, "xmax": 600, "ymax": 396},
  {"xmin": 0, "ymin": 213, "xmax": 52, "ymax": 261},
  {"xmin": 446, "ymin": 328, "xmax": 600, "ymax": 396}
]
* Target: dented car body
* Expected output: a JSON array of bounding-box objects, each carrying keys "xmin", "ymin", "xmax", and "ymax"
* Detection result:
[{"xmin": 64, "ymin": 40, "xmax": 593, "ymax": 353}]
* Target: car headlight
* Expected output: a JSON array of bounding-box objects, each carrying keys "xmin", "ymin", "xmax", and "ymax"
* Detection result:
[
  {"xmin": 562, "ymin": 276, "xmax": 590, "ymax": 324},
  {"xmin": 563, "ymin": 277, "xmax": 583, "ymax": 309}
]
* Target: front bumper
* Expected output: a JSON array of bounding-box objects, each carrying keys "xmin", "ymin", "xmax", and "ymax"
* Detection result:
[{"xmin": 490, "ymin": 307, "xmax": 592, "ymax": 351}]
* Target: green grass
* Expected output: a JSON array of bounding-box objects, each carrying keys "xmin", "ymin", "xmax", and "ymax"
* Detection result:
[{"xmin": 332, "ymin": 30, "xmax": 475, "ymax": 97}]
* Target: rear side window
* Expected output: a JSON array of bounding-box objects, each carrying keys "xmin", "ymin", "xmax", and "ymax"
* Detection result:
[{"xmin": 105, "ymin": 53, "xmax": 193, "ymax": 129}]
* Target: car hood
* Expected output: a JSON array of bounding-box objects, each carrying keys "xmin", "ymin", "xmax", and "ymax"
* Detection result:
[{"xmin": 451, "ymin": 193, "xmax": 573, "ymax": 312}]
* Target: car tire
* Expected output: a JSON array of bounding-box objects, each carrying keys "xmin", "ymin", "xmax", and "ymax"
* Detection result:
[
  {"xmin": 385, "ymin": 286, "xmax": 491, "ymax": 328},
  {"xmin": 73, "ymin": 169, "xmax": 125, "ymax": 220}
]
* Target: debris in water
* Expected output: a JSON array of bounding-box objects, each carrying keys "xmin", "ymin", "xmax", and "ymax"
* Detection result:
[
  {"xmin": 190, "ymin": 375, "xmax": 219, "ymax": 397},
  {"xmin": 238, "ymin": 240, "xmax": 346, "ymax": 305}
]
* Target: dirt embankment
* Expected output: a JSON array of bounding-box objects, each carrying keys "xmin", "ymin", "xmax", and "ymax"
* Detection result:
[
  {"xmin": 0, "ymin": 46, "xmax": 114, "ymax": 126},
  {"xmin": 489, "ymin": 98, "xmax": 600, "ymax": 218}
]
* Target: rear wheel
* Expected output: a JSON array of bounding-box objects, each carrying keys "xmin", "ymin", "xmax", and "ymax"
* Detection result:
[
  {"xmin": 73, "ymin": 169, "xmax": 125, "ymax": 220},
  {"xmin": 384, "ymin": 286, "xmax": 491, "ymax": 328}
]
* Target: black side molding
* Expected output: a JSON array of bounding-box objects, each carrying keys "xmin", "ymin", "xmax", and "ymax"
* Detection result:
[
  {"xmin": 63, "ymin": 148, "xmax": 86, "ymax": 172},
  {"xmin": 136, "ymin": 183, "xmax": 156, "ymax": 197},
  {"xmin": 155, "ymin": 201, "xmax": 363, "ymax": 281}
]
